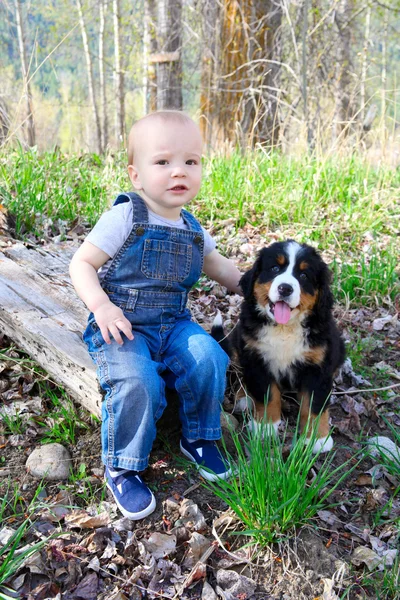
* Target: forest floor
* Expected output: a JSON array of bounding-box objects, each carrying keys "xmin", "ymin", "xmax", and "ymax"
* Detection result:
[{"xmin": 0, "ymin": 225, "xmax": 399, "ymax": 600}]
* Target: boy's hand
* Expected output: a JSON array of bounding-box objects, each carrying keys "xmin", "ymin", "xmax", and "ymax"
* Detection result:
[{"xmin": 94, "ymin": 301, "xmax": 134, "ymax": 345}]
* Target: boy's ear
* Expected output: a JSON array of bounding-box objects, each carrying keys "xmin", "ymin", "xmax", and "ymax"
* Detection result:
[{"xmin": 128, "ymin": 165, "xmax": 142, "ymax": 190}]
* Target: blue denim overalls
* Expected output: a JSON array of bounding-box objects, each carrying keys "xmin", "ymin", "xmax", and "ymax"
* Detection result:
[{"xmin": 83, "ymin": 192, "xmax": 229, "ymax": 471}]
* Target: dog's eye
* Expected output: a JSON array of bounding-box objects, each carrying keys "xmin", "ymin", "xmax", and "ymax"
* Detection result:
[
  {"xmin": 299, "ymin": 272, "xmax": 308, "ymax": 280},
  {"xmin": 271, "ymin": 265, "xmax": 280, "ymax": 273}
]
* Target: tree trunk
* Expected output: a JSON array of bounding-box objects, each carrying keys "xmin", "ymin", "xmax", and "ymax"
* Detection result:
[
  {"xmin": 113, "ymin": 0, "xmax": 125, "ymax": 145},
  {"xmin": 76, "ymin": 0, "xmax": 102, "ymax": 153},
  {"xmin": 15, "ymin": 0, "xmax": 35, "ymax": 147},
  {"xmin": 333, "ymin": 0, "xmax": 355, "ymax": 139},
  {"xmin": 99, "ymin": 0, "xmax": 109, "ymax": 150},
  {"xmin": 199, "ymin": 0, "xmax": 221, "ymax": 149},
  {"xmin": 156, "ymin": 0, "xmax": 183, "ymax": 110},
  {"xmin": 0, "ymin": 97, "xmax": 10, "ymax": 145},
  {"xmin": 144, "ymin": 0, "xmax": 158, "ymax": 113},
  {"xmin": 200, "ymin": 0, "xmax": 283, "ymax": 150},
  {"xmin": 360, "ymin": 5, "xmax": 370, "ymax": 125}
]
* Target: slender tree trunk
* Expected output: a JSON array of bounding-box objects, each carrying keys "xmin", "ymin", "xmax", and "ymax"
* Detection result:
[
  {"xmin": 99, "ymin": 0, "xmax": 108, "ymax": 150},
  {"xmin": 113, "ymin": 0, "xmax": 125, "ymax": 145},
  {"xmin": 76, "ymin": 0, "xmax": 102, "ymax": 153},
  {"xmin": 0, "ymin": 97, "xmax": 10, "ymax": 145},
  {"xmin": 334, "ymin": 0, "xmax": 354, "ymax": 139},
  {"xmin": 360, "ymin": 5, "xmax": 370, "ymax": 125},
  {"xmin": 200, "ymin": 0, "xmax": 221, "ymax": 149},
  {"xmin": 381, "ymin": 7, "xmax": 388, "ymax": 137},
  {"xmin": 302, "ymin": 0, "xmax": 312, "ymax": 147},
  {"xmin": 379, "ymin": 7, "xmax": 388, "ymax": 154},
  {"xmin": 15, "ymin": 0, "xmax": 35, "ymax": 147},
  {"xmin": 144, "ymin": 0, "xmax": 158, "ymax": 113},
  {"xmin": 156, "ymin": 0, "xmax": 183, "ymax": 110}
]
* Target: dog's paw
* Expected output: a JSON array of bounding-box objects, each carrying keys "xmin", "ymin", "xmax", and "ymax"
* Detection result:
[
  {"xmin": 305, "ymin": 435, "xmax": 334, "ymax": 454},
  {"xmin": 233, "ymin": 396, "xmax": 251, "ymax": 414},
  {"xmin": 247, "ymin": 417, "xmax": 281, "ymax": 438}
]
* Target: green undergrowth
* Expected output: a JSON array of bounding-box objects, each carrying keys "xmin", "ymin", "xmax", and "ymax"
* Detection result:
[
  {"xmin": 201, "ymin": 414, "xmax": 362, "ymax": 546},
  {"xmin": 0, "ymin": 146, "xmax": 399, "ymax": 306},
  {"xmin": 0, "ymin": 483, "xmax": 56, "ymax": 600}
]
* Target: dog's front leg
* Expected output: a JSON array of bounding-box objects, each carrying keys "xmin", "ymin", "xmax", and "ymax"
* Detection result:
[
  {"xmin": 299, "ymin": 369, "xmax": 334, "ymax": 453},
  {"xmin": 240, "ymin": 351, "xmax": 282, "ymax": 436}
]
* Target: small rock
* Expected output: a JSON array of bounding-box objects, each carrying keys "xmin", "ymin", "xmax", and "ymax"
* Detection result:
[
  {"xmin": 26, "ymin": 443, "xmax": 72, "ymax": 480},
  {"xmin": 220, "ymin": 412, "xmax": 240, "ymax": 432},
  {"xmin": 367, "ymin": 436, "xmax": 400, "ymax": 464}
]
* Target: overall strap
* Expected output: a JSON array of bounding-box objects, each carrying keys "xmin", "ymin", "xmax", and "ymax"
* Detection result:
[
  {"xmin": 181, "ymin": 208, "xmax": 203, "ymax": 232},
  {"xmin": 113, "ymin": 192, "xmax": 149, "ymax": 223}
]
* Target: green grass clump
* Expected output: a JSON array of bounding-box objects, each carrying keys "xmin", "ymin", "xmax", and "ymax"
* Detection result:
[
  {"xmin": 333, "ymin": 249, "xmax": 399, "ymax": 306},
  {"xmin": 36, "ymin": 384, "xmax": 89, "ymax": 445},
  {"xmin": 202, "ymin": 416, "xmax": 360, "ymax": 546}
]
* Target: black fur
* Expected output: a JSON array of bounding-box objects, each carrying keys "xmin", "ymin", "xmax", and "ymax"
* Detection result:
[{"xmin": 213, "ymin": 241, "xmax": 345, "ymax": 419}]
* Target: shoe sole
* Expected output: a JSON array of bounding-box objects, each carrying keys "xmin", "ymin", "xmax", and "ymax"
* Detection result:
[
  {"xmin": 105, "ymin": 480, "xmax": 156, "ymax": 520},
  {"xmin": 180, "ymin": 442, "xmax": 232, "ymax": 482}
]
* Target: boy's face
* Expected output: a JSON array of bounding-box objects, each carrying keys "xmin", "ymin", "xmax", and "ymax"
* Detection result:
[{"xmin": 128, "ymin": 119, "xmax": 203, "ymax": 218}]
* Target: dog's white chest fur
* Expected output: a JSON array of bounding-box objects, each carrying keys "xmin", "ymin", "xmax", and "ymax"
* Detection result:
[{"xmin": 252, "ymin": 321, "xmax": 308, "ymax": 380}]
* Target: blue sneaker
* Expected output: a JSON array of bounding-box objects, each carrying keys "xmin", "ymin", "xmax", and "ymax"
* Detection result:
[
  {"xmin": 180, "ymin": 438, "xmax": 232, "ymax": 482},
  {"xmin": 105, "ymin": 467, "xmax": 156, "ymax": 520}
]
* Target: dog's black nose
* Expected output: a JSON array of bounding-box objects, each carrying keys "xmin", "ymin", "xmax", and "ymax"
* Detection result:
[{"xmin": 278, "ymin": 283, "xmax": 293, "ymax": 297}]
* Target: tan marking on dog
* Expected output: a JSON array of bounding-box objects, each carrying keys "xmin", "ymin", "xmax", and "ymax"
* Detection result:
[
  {"xmin": 253, "ymin": 382, "xmax": 281, "ymax": 423},
  {"xmin": 299, "ymin": 290, "xmax": 318, "ymax": 312},
  {"xmin": 254, "ymin": 281, "xmax": 272, "ymax": 307},
  {"xmin": 303, "ymin": 345, "xmax": 327, "ymax": 365},
  {"xmin": 276, "ymin": 254, "xmax": 285, "ymax": 265},
  {"xmin": 299, "ymin": 261, "xmax": 309, "ymax": 271},
  {"xmin": 299, "ymin": 393, "xmax": 330, "ymax": 439}
]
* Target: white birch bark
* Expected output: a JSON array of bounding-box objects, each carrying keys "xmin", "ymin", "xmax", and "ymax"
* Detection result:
[
  {"xmin": 15, "ymin": 0, "xmax": 35, "ymax": 147},
  {"xmin": 113, "ymin": 0, "xmax": 125, "ymax": 145},
  {"xmin": 99, "ymin": 0, "xmax": 109, "ymax": 150},
  {"xmin": 76, "ymin": 0, "xmax": 102, "ymax": 153}
]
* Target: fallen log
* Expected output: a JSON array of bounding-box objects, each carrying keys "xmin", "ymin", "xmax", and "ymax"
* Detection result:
[{"xmin": 0, "ymin": 240, "xmax": 102, "ymax": 416}]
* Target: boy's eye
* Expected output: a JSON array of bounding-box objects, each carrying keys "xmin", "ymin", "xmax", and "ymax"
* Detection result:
[
  {"xmin": 186, "ymin": 159, "xmax": 198, "ymax": 165},
  {"xmin": 156, "ymin": 160, "xmax": 168, "ymax": 165}
]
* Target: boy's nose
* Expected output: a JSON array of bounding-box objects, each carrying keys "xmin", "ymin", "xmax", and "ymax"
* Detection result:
[{"xmin": 171, "ymin": 166, "xmax": 186, "ymax": 177}]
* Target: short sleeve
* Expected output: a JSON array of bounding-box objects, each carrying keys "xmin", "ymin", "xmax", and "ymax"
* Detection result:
[
  {"xmin": 86, "ymin": 203, "xmax": 133, "ymax": 258},
  {"xmin": 201, "ymin": 227, "xmax": 216, "ymax": 256}
]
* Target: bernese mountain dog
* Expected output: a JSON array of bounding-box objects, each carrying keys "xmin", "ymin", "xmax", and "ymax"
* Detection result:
[{"xmin": 213, "ymin": 240, "xmax": 345, "ymax": 453}]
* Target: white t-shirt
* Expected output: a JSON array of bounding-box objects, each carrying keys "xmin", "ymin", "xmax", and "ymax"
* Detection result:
[{"xmin": 87, "ymin": 202, "xmax": 216, "ymax": 280}]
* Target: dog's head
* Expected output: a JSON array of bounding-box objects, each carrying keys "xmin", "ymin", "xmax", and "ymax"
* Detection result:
[{"xmin": 240, "ymin": 240, "xmax": 333, "ymax": 325}]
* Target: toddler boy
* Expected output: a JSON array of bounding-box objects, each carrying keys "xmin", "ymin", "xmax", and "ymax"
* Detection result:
[{"xmin": 70, "ymin": 111, "xmax": 242, "ymax": 519}]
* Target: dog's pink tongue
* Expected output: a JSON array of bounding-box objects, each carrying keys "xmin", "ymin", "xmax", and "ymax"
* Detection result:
[{"xmin": 274, "ymin": 301, "xmax": 291, "ymax": 324}]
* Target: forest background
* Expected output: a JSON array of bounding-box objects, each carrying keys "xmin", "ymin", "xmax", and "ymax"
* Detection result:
[{"xmin": 1, "ymin": 0, "xmax": 400, "ymax": 158}]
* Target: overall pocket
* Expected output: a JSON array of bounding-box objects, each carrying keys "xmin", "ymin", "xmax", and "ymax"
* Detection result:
[{"xmin": 141, "ymin": 239, "xmax": 192, "ymax": 282}]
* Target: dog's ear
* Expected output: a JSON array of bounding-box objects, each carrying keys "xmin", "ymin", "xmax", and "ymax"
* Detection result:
[
  {"xmin": 316, "ymin": 262, "xmax": 334, "ymax": 315},
  {"xmin": 240, "ymin": 261, "xmax": 260, "ymax": 299}
]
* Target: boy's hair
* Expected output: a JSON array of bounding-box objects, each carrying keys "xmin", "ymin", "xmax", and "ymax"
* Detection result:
[{"xmin": 127, "ymin": 110, "xmax": 198, "ymax": 165}]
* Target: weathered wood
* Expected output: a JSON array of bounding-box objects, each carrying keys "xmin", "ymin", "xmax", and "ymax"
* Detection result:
[{"xmin": 0, "ymin": 241, "xmax": 102, "ymax": 416}]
